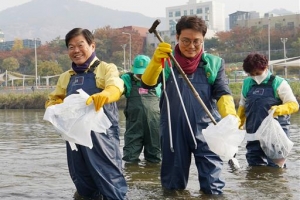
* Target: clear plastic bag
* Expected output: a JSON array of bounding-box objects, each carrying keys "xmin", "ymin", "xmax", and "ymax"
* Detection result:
[
  {"xmin": 202, "ymin": 115, "xmax": 246, "ymax": 161},
  {"xmin": 43, "ymin": 89, "xmax": 112, "ymax": 150},
  {"xmin": 255, "ymin": 109, "xmax": 294, "ymax": 167}
]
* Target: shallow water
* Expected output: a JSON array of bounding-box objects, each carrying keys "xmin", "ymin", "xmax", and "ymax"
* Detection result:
[{"xmin": 0, "ymin": 109, "xmax": 299, "ymax": 200}]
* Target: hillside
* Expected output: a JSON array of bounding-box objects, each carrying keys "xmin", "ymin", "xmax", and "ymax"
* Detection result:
[
  {"xmin": 0, "ymin": 0, "xmax": 295, "ymax": 44},
  {"xmin": 0, "ymin": 0, "xmax": 166, "ymax": 43}
]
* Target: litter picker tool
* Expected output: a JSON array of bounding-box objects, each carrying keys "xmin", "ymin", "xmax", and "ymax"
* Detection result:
[
  {"xmin": 149, "ymin": 19, "xmax": 202, "ymax": 150},
  {"xmin": 161, "ymin": 58, "xmax": 174, "ymax": 152},
  {"xmin": 149, "ymin": 19, "xmax": 217, "ymax": 125},
  {"xmin": 149, "ymin": 20, "xmax": 241, "ymax": 168}
]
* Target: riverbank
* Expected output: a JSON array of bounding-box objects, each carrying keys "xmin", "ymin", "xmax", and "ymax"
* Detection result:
[{"xmin": 0, "ymin": 82, "xmax": 299, "ymax": 109}]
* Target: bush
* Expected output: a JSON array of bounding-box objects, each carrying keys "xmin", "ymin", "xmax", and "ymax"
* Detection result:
[{"xmin": 0, "ymin": 91, "xmax": 48, "ymax": 109}]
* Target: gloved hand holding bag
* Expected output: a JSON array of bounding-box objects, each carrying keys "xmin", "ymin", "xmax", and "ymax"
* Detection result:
[{"xmin": 86, "ymin": 85, "xmax": 121, "ymax": 111}]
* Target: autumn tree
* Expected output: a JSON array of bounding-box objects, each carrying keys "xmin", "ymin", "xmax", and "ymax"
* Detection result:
[
  {"xmin": 14, "ymin": 48, "xmax": 35, "ymax": 74},
  {"xmin": 57, "ymin": 54, "xmax": 72, "ymax": 71},
  {"xmin": 0, "ymin": 25, "xmax": 299, "ymax": 77},
  {"xmin": 38, "ymin": 60, "xmax": 63, "ymax": 76},
  {"xmin": 211, "ymin": 25, "xmax": 300, "ymax": 62},
  {"xmin": 291, "ymin": 37, "xmax": 300, "ymax": 49},
  {"xmin": 111, "ymin": 51, "xmax": 126, "ymax": 72},
  {"xmin": 47, "ymin": 36, "xmax": 66, "ymax": 50},
  {"xmin": 12, "ymin": 38, "xmax": 23, "ymax": 51},
  {"xmin": 1, "ymin": 57, "xmax": 20, "ymax": 72},
  {"xmin": 93, "ymin": 26, "xmax": 149, "ymax": 64},
  {"xmin": 94, "ymin": 26, "xmax": 115, "ymax": 62}
]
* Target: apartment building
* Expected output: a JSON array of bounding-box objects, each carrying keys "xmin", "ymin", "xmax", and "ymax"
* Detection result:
[
  {"xmin": 0, "ymin": 38, "xmax": 41, "ymax": 51},
  {"xmin": 166, "ymin": 0, "xmax": 225, "ymax": 32},
  {"xmin": 229, "ymin": 11, "xmax": 260, "ymax": 30},
  {"xmin": 147, "ymin": 0, "xmax": 224, "ymax": 49},
  {"xmin": 229, "ymin": 12, "xmax": 299, "ymax": 30}
]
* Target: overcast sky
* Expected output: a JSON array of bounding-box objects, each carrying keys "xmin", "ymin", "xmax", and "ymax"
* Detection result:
[{"xmin": 0, "ymin": 0, "xmax": 299, "ymax": 17}]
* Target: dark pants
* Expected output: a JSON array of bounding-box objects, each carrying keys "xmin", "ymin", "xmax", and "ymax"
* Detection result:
[
  {"xmin": 67, "ymin": 130, "xmax": 127, "ymax": 200},
  {"xmin": 246, "ymin": 140, "xmax": 280, "ymax": 167}
]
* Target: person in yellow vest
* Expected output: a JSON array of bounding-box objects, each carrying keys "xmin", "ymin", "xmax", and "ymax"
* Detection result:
[
  {"xmin": 45, "ymin": 28, "xmax": 127, "ymax": 200},
  {"xmin": 121, "ymin": 55, "xmax": 161, "ymax": 163},
  {"xmin": 237, "ymin": 53, "xmax": 299, "ymax": 167},
  {"xmin": 141, "ymin": 15, "xmax": 240, "ymax": 195}
]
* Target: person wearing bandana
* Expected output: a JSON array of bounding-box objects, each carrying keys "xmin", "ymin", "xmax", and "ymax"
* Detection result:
[
  {"xmin": 237, "ymin": 53, "xmax": 299, "ymax": 167},
  {"xmin": 45, "ymin": 28, "xmax": 127, "ymax": 200},
  {"xmin": 141, "ymin": 15, "xmax": 239, "ymax": 195}
]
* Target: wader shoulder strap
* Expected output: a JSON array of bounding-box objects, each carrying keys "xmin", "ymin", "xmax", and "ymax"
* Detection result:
[
  {"xmin": 267, "ymin": 75, "xmax": 275, "ymax": 85},
  {"xmin": 88, "ymin": 59, "xmax": 101, "ymax": 73}
]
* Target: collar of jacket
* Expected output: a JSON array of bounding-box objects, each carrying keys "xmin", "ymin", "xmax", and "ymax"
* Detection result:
[{"xmin": 68, "ymin": 57, "xmax": 99, "ymax": 75}]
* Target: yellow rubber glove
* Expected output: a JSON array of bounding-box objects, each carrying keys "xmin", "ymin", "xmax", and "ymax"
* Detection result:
[
  {"xmin": 142, "ymin": 42, "xmax": 172, "ymax": 86},
  {"xmin": 86, "ymin": 85, "xmax": 121, "ymax": 111},
  {"xmin": 271, "ymin": 101, "xmax": 299, "ymax": 117},
  {"xmin": 217, "ymin": 95, "xmax": 241, "ymax": 127},
  {"xmin": 237, "ymin": 106, "xmax": 246, "ymax": 129}
]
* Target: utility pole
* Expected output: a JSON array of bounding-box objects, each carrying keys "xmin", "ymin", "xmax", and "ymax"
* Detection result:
[
  {"xmin": 121, "ymin": 44, "xmax": 127, "ymax": 71},
  {"xmin": 268, "ymin": 17, "xmax": 271, "ymax": 72},
  {"xmin": 34, "ymin": 38, "xmax": 38, "ymax": 87},
  {"xmin": 280, "ymin": 38, "xmax": 288, "ymax": 79},
  {"xmin": 122, "ymin": 32, "xmax": 132, "ymax": 68}
]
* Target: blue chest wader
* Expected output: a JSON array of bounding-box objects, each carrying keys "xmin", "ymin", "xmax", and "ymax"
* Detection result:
[
  {"xmin": 160, "ymin": 64, "xmax": 224, "ymax": 194},
  {"xmin": 245, "ymin": 75, "xmax": 290, "ymax": 167},
  {"xmin": 65, "ymin": 61, "xmax": 128, "ymax": 199}
]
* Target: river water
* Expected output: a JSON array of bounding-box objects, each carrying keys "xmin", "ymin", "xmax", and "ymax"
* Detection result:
[{"xmin": 0, "ymin": 109, "xmax": 299, "ymax": 200}]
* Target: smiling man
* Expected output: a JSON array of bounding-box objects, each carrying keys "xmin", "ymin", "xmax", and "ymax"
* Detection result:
[
  {"xmin": 141, "ymin": 15, "xmax": 240, "ymax": 195},
  {"xmin": 45, "ymin": 28, "xmax": 127, "ymax": 200}
]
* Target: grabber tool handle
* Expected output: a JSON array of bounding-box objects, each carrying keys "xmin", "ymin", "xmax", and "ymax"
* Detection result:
[{"xmin": 149, "ymin": 19, "xmax": 217, "ymax": 125}]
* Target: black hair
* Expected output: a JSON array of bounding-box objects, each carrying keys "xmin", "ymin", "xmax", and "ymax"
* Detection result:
[
  {"xmin": 243, "ymin": 53, "xmax": 268, "ymax": 73},
  {"xmin": 176, "ymin": 15, "xmax": 207, "ymax": 37},
  {"xmin": 65, "ymin": 28, "xmax": 94, "ymax": 47}
]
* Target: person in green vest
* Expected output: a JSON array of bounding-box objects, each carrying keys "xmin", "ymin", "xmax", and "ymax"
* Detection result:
[
  {"xmin": 141, "ymin": 15, "xmax": 240, "ymax": 195},
  {"xmin": 237, "ymin": 53, "xmax": 299, "ymax": 167},
  {"xmin": 121, "ymin": 55, "xmax": 161, "ymax": 163}
]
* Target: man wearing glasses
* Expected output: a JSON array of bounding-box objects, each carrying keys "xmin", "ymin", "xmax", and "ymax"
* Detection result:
[{"xmin": 141, "ymin": 15, "xmax": 239, "ymax": 195}]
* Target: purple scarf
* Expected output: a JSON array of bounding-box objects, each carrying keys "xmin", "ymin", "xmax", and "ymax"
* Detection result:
[
  {"xmin": 72, "ymin": 52, "xmax": 96, "ymax": 73},
  {"xmin": 174, "ymin": 44, "xmax": 203, "ymax": 74}
]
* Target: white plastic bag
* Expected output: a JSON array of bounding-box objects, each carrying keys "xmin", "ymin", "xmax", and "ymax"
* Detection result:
[
  {"xmin": 255, "ymin": 109, "xmax": 294, "ymax": 167},
  {"xmin": 202, "ymin": 115, "xmax": 246, "ymax": 161},
  {"xmin": 43, "ymin": 89, "xmax": 112, "ymax": 150}
]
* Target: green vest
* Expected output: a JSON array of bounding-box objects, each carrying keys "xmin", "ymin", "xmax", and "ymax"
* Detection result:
[
  {"xmin": 242, "ymin": 72, "xmax": 285, "ymax": 99},
  {"xmin": 121, "ymin": 72, "xmax": 161, "ymax": 98}
]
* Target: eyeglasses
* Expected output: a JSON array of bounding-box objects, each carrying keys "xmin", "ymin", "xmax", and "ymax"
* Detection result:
[{"xmin": 180, "ymin": 38, "xmax": 203, "ymax": 47}]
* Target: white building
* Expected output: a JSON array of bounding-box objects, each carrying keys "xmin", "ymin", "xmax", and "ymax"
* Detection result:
[
  {"xmin": 166, "ymin": 0, "xmax": 225, "ymax": 32},
  {"xmin": 147, "ymin": 0, "xmax": 224, "ymax": 48},
  {"xmin": 0, "ymin": 30, "xmax": 4, "ymax": 42}
]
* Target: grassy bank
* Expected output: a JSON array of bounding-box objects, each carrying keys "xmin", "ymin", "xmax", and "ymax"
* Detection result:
[
  {"xmin": 0, "ymin": 91, "xmax": 49, "ymax": 109},
  {"xmin": 0, "ymin": 82, "xmax": 299, "ymax": 109}
]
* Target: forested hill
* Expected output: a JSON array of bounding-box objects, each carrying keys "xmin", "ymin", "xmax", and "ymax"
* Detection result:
[{"xmin": 0, "ymin": 0, "xmax": 166, "ymax": 43}]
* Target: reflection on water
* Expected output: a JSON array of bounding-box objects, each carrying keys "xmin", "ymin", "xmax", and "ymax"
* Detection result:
[{"xmin": 0, "ymin": 110, "xmax": 299, "ymax": 200}]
